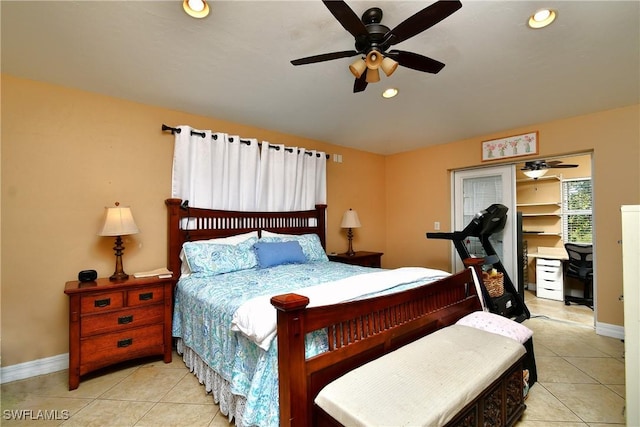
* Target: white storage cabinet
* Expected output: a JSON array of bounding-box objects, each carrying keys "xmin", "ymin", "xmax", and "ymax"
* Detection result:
[{"xmin": 536, "ymin": 258, "xmax": 563, "ymax": 301}]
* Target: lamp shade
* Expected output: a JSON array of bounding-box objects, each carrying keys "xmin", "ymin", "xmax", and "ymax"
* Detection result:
[
  {"xmin": 365, "ymin": 67, "xmax": 380, "ymax": 83},
  {"xmin": 349, "ymin": 58, "xmax": 367, "ymax": 78},
  {"xmin": 380, "ymin": 56, "xmax": 399, "ymax": 77},
  {"xmin": 98, "ymin": 204, "xmax": 139, "ymax": 236},
  {"xmin": 365, "ymin": 51, "xmax": 383, "ymax": 70},
  {"xmin": 341, "ymin": 209, "xmax": 361, "ymax": 229},
  {"xmin": 523, "ymin": 169, "xmax": 548, "ymax": 179}
]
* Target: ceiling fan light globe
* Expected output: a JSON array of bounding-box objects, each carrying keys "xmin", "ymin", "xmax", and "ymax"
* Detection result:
[
  {"xmin": 365, "ymin": 51, "xmax": 383, "ymax": 70},
  {"xmin": 523, "ymin": 169, "xmax": 548, "ymax": 179},
  {"xmin": 349, "ymin": 59, "xmax": 367, "ymax": 78},
  {"xmin": 380, "ymin": 57, "xmax": 399, "ymax": 77},
  {"xmin": 365, "ymin": 68, "xmax": 380, "ymax": 83}
]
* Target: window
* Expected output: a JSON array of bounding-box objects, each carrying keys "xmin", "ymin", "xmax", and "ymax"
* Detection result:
[{"xmin": 562, "ymin": 178, "xmax": 592, "ymax": 243}]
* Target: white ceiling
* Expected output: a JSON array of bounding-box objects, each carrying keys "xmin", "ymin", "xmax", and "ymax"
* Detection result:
[{"xmin": 2, "ymin": 1, "xmax": 638, "ymax": 155}]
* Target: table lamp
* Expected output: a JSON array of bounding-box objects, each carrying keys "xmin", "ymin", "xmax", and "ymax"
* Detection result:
[
  {"xmin": 98, "ymin": 202, "xmax": 139, "ymax": 281},
  {"xmin": 341, "ymin": 208, "xmax": 361, "ymax": 256}
]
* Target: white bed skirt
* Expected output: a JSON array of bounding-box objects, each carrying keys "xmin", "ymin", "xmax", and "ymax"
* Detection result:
[{"xmin": 176, "ymin": 338, "xmax": 251, "ymax": 427}]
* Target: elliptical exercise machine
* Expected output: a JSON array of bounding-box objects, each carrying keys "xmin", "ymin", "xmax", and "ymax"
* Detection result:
[{"xmin": 426, "ymin": 204, "xmax": 530, "ymax": 323}]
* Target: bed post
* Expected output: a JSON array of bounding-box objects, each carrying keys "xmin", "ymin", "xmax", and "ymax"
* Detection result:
[
  {"xmin": 271, "ymin": 293, "xmax": 312, "ymax": 427},
  {"xmin": 464, "ymin": 257, "xmax": 485, "ymax": 278},
  {"xmin": 165, "ymin": 198, "xmax": 183, "ymax": 275},
  {"xmin": 314, "ymin": 204, "xmax": 327, "ymax": 249}
]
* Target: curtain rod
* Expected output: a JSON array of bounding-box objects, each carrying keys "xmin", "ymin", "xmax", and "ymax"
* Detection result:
[{"xmin": 162, "ymin": 124, "xmax": 330, "ymax": 159}]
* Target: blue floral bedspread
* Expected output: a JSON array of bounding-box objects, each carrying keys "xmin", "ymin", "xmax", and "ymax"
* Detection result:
[{"xmin": 173, "ymin": 261, "xmax": 376, "ymax": 427}]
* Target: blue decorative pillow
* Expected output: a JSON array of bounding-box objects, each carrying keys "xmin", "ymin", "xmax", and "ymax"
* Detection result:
[
  {"xmin": 179, "ymin": 231, "xmax": 259, "ymax": 276},
  {"xmin": 182, "ymin": 237, "xmax": 258, "ymax": 275},
  {"xmin": 259, "ymin": 232, "xmax": 329, "ymax": 262},
  {"xmin": 252, "ymin": 240, "xmax": 307, "ymax": 268}
]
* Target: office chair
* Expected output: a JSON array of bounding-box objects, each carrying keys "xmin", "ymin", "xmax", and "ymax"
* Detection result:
[{"xmin": 564, "ymin": 243, "xmax": 593, "ymax": 309}]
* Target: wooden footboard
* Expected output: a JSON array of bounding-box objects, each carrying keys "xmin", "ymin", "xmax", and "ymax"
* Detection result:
[{"xmin": 271, "ymin": 263, "xmax": 484, "ymax": 427}]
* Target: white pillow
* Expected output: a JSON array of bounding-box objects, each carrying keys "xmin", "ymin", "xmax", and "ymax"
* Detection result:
[
  {"xmin": 260, "ymin": 230, "xmax": 286, "ymax": 238},
  {"xmin": 179, "ymin": 231, "xmax": 259, "ymax": 277}
]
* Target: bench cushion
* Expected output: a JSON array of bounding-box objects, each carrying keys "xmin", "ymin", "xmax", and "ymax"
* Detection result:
[{"xmin": 315, "ymin": 324, "xmax": 526, "ymax": 427}]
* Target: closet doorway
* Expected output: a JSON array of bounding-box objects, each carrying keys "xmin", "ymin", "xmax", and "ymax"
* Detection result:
[
  {"xmin": 516, "ymin": 153, "xmax": 594, "ymax": 327},
  {"xmin": 451, "ymin": 153, "xmax": 595, "ymax": 327}
]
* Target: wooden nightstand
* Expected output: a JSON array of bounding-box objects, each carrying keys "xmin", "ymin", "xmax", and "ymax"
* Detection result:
[
  {"xmin": 328, "ymin": 251, "xmax": 383, "ymax": 268},
  {"xmin": 64, "ymin": 275, "xmax": 174, "ymax": 390}
]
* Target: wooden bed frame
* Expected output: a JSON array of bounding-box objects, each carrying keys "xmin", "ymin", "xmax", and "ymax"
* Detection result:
[
  {"xmin": 165, "ymin": 199, "xmax": 524, "ymax": 427},
  {"xmin": 270, "ymin": 264, "xmax": 505, "ymax": 427}
]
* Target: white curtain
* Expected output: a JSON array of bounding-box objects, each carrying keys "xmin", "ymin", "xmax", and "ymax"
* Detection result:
[
  {"xmin": 171, "ymin": 126, "xmax": 326, "ymax": 211},
  {"xmin": 171, "ymin": 126, "xmax": 260, "ymax": 210},
  {"xmin": 257, "ymin": 143, "xmax": 326, "ymax": 211}
]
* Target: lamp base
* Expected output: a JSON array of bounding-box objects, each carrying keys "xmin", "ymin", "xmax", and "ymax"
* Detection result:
[
  {"xmin": 346, "ymin": 228, "xmax": 356, "ymax": 256},
  {"xmin": 109, "ymin": 272, "xmax": 129, "ymax": 282},
  {"xmin": 109, "ymin": 235, "xmax": 129, "ymax": 282}
]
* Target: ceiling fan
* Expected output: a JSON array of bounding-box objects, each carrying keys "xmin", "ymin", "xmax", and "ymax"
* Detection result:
[
  {"xmin": 521, "ymin": 159, "xmax": 579, "ymax": 179},
  {"xmin": 290, "ymin": 0, "xmax": 462, "ymax": 93}
]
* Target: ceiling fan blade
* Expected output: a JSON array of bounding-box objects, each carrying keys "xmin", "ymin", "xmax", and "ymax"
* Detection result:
[
  {"xmin": 546, "ymin": 160, "xmax": 578, "ymax": 168},
  {"xmin": 322, "ymin": 0, "xmax": 368, "ymax": 39},
  {"xmin": 385, "ymin": 0, "xmax": 462, "ymax": 46},
  {"xmin": 291, "ymin": 50, "xmax": 359, "ymax": 66},
  {"xmin": 387, "ymin": 50, "xmax": 445, "ymax": 74},
  {"xmin": 353, "ymin": 73, "xmax": 368, "ymax": 93},
  {"xmin": 550, "ymin": 164, "xmax": 579, "ymax": 168}
]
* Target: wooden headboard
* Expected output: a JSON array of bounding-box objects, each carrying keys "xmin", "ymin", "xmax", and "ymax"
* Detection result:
[{"xmin": 165, "ymin": 198, "xmax": 327, "ymax": 275}]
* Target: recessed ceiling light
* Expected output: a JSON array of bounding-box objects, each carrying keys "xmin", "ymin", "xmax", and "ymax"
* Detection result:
[
  {"xmin": 382, "ymin": 88, "xmax": 398, "ymax": 99},
  {"xmin": 528, "ymin": 8, "xmax": 556, "ymax": 29},
  {"xmin": 183, "ymin": 0, "xmax": 210, "ymax": 19}
]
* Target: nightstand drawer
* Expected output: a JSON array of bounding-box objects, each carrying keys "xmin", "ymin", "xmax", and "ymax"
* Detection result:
[
  {"xmin": 81, "ymin": 291, "xmax": 124, "ymax": 314},
  {"xmin": 65, "ymin": 276, "xmax": 173, "ymax": 390},
  {"xmin": 81, "ymin": 304, "xmax": 164, "ymax": 337},
  {"xmin": 127, "ymin": 285, "xmax": 164, "ymax": 307},
  {"xmin": 80, "ymin": 324, "xmax": 164, "ymax": 373}
]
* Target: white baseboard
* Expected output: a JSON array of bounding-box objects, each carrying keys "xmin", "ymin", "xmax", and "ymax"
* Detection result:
[
  {"xmin": 1, "ymin": 353, "xmax": 68, "ymax": 384},
  {"xmin": 596, "ymin": 321, "xmax": 625, "ymax": 340}
]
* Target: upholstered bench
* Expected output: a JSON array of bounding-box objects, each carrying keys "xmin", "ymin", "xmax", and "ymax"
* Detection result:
[
  {"xmin": 314, "ymin": 324, "xmax": 527, "ymax": 427},
  {"xmin": 456, "ymin": 310, "xmax": 537, "ymax": 388}
]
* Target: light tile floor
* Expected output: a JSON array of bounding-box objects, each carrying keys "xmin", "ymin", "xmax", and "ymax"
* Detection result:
[{"xmin": 1, "ymin": 293, "xmax": 626, "ymax": 426}]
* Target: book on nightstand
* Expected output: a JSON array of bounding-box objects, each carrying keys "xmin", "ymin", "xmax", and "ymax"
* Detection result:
[{"xmin": 133, "ymin": 267, "xmax": 173, "ymax": 279}]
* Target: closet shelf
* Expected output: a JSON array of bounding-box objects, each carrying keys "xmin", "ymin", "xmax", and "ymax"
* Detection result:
[
  {"xmin": 516, "ymin": 202, "xmax": 561, "ymax": 207},
  {"xmin": 523, "ymin": 232, "xmax": 562, "ymax": 236}
]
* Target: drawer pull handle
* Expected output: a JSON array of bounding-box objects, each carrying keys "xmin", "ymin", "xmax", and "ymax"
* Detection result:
[
  {"xmin": 139, "ymin": 292, "xmax": 154, "ymax": 301},
  {"xmin": 95, "ymin": 298, "xmax": 111, "ymax": 308},
  {"xmin": 117, "ymin": 338, "xmax": 133, "ymax": 348},
  {"xmin": 118, "ymin": 315, "xmax": 134, "ymax": 324}
]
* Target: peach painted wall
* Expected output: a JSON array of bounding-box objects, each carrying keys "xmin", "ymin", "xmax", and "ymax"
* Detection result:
[
  {"xmin": 0, "ymin": 75, "xmax": 385, "ymax": 366},
  {"xmin": 1, "ymin": 74, "xmax": 638, "ymax": 368},
  {"xmin": 385, "ymin": 105, "xmax": 640, "ymax": 327}
]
